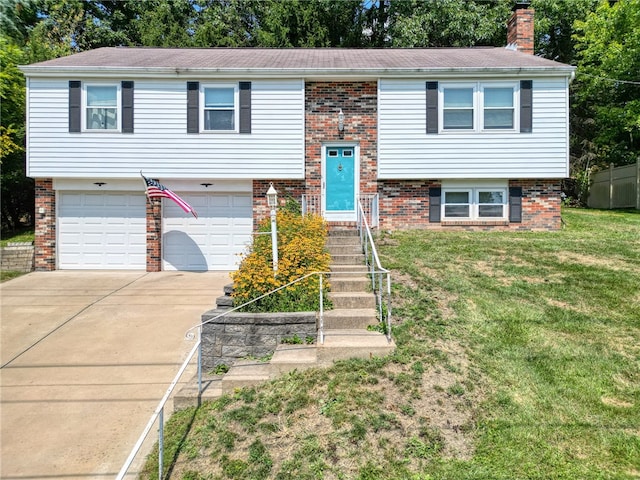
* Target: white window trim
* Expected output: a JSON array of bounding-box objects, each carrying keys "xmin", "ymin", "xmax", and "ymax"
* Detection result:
[
  {"xmin": 82, "ymin": 83, "xmax": 121, "ymax": 133},
  {"xmin": 439, "ymin": 82, "xmax": 519, "ymax": 133},
  {"xmin": 200, "ymin": 83, "xmax": 239, "ymax": 133},
  {"xmin": 440, "ymin": 83, "xmax": 476, "ymax": 132},
  {"xmin": 442, "ymin": 186, "xmax": 508, "ymax": 221}
]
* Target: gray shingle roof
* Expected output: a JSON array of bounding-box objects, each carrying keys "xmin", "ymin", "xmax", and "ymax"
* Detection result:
[{"xmin": 22, "ymin": 47, "xmax": 573, "ymax": 74}]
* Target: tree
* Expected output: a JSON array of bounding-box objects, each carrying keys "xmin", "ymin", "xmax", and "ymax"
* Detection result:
[
  {"xmin": 254, "ymin": 0, "xmax": 364, "ymax": 47},
  {"xmin": 387, "ymin": 0, "xmax": 512, "ymax": 48},
  {"xmin": 1, "ymin": 36, "xmax": 33, "ymax": 231},
  {"xmin": 532, "ymin": 0, "xmax": 599, "ymax": 63},
  {"xmin": 572, "ymin": 0, "xmax": 640, "ymax": 172}
]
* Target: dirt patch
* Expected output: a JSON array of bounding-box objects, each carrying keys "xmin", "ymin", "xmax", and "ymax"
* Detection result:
[
  {"xmin": 556, "ymin": 251, "xmax": 634, "ymax": 272},
  {"xmin": 601, "ymin": 396, "xmax": 634, "ymax": 408}
]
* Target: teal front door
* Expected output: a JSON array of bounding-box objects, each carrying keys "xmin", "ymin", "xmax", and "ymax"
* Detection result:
[{"xmin": 324, "ymin": 146, "xmax": 357, "ymax": 221}]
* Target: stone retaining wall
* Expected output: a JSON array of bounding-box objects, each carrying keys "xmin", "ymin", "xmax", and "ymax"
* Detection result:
[
  {"xmin": 200, "ymin": 310, "xmax": 317, "ymax": 369},
  {"xmin": 1, "ymin": 242, "xmax": 35, "ymax": 272}
]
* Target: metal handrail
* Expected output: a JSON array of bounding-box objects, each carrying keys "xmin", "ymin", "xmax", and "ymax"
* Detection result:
[
  {"xmin": 115, "ymin": 339, "xmax": 201, "ymax": 480},
  {"xmin": 357, "ymin": 199, "xmax": 392, "ymax": 341},
  {"xmin": 118, "ymin": 208, "xmax": 391, "ymax": 478},
  {"xmin": 117, "ymin": 268, "xmax": 391, "ymax": 479}
]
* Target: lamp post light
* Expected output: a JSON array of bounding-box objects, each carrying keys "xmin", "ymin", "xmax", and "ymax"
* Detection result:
[{"xmin": 266, "ymin": 183, "xmax": 278, "ymax": 273}]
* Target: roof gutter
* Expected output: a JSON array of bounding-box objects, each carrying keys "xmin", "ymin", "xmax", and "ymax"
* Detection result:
[{"xmin": 19, "ymin": 65, "xmax": 576, "ymax": 80}]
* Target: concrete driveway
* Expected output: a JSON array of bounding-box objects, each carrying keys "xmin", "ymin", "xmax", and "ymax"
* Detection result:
[{"xmin": 0, "ymin": 271, "xmax": 231, "ymax": 480}]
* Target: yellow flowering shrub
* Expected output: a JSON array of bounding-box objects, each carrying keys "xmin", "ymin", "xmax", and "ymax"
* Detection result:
[{"xmin": 231, "ymin": 210, "xmax": 331, "ymax": 312}]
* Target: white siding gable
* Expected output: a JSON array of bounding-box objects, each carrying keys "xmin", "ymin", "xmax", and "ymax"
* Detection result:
[
  {"xmin": 378, "ymin": 77, "xmax": 570, "ymax": 179},
  {"xmin": 26, "ymin": 78, "xmax": 304, "ymax": 179}
]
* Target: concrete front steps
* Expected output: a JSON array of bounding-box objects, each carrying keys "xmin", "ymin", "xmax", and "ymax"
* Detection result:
[
  {"xmin": 173, "ymin": 225, "xmax": 394, "ymax": 411},
  {"xmin": 174, "ymin": 330, "xmax": 394, "ymax": 410}
]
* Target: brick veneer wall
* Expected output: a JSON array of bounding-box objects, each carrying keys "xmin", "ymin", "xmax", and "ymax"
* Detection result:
[
  {"xmin": 305, "ymin": 81, "xmax": 378, "ymax": 197},
  {"xmin": 378, "ymin": 180, "xmax": 438, "ymax": 230},
  {"xmin": 512, "ymin": 179, "xmax": 562, "ymax": 230},
  {"xmin": 252, "ymin": 180, "xmax": 305, "ymax": 227},
  {"xmin": 146, "ymin": 197, "xmax": 162, "ymax": 271},
  {"xmin": 378, "ymin": 179, "xmax": 561, "ymax": 231},
  {"xmin": 34, "ymin": 179, "xmax": 56, "ymax": 271}
]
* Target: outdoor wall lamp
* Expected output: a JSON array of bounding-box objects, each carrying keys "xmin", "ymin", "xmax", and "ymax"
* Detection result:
[
  {"xmin": 338, "ymin": 109, "xmax": 345, "ymax": 132},
  {"xmin": 266, "ymin": 183, "xmax": 278, "ymax": 273}
]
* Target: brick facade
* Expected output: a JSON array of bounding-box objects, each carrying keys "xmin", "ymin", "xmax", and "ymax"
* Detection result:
[
  {"xmin": 34, "ymin": 179, "xmax": 56, "ymax": 271},
  {"xmin": 252, "ymin": 179, "xmax": 306, "ymax": 227},
  {"xmin": 378, "ymin": 180, "xmax": 437, "ymax": 230},
  {"xmin": 512, "ymin": 179, "xmax": 562, "ymax": 230},
  {"xmin": 146, "ymin": 197, "xmax": 162, "ymax": 272}
]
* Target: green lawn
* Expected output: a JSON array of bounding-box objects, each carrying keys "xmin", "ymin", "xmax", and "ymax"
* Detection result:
[
  {"xmin": 143, "ymin": 208, "xmax": 640, "ymax": 480},
  {"xmin": 0, "ymin": 227, "xmax": 34, "ymax": 247}
]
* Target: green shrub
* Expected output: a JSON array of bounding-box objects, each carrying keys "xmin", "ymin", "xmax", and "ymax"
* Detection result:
[{"xmin": 231, "ymin": 210, "xmax": 331, "ymax": 312}]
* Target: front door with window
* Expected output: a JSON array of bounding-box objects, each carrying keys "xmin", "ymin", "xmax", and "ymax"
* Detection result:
[{"xmin": 323, "ymin": 146, "xmax": 357, "ymax": 221}]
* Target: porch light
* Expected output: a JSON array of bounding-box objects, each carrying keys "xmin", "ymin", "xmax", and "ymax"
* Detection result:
[
  {"xmin": 266, "ymin": 183, "xmax": 278, "ymax": 208},
  {"xmin": 266, "ymin": 183, "xmax": 278, "ymax": 272},
  {"xmin": 338, "ymin": 109, "xmax": 345, "ymax": 132}
]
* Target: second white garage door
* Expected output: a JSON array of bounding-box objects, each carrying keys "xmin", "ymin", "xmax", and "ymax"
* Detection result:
[{"xmin": 162, "ymin": 193, "xmax": 252, "ymax": 271}]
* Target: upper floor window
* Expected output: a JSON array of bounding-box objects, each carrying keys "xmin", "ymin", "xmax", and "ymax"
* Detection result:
[
  {"xmin": 85, "ymin": 84, "xmax": 119, "ymax": 131},
  {"xmin": 443, "ymin": 87, "xmax": 474, "ymax": 130},
  {"xmin": 483, "ymin": 87, "xmax": 515, "ymax": 129},
  {"xmin": 202, "ymin": 85, "xmax": 238, "ymax": 132},
  {"xmin": 440, "ymin": 82, "xmax": 517, "ymax": 132}
]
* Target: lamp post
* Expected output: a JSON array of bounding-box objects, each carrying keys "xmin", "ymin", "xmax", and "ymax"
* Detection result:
[{"xmin": 266, "ymin": 183, "xmax": 278, "ymax": 273}]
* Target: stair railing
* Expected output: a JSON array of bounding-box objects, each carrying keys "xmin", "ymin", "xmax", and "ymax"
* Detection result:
[
  {"xmin": 118, "ymin": 203, "xmax": 392, "ymax": 479},
  {"xmin": 357, "ymin": 198, "xmax": 392, "ymax": 341},
  {"xmin": 119, "ymin": 268, "xmax": 386, "ymax": 479}
]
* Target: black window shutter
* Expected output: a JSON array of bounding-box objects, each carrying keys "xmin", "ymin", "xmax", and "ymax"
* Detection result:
[
  {"xmin": 121, "ymin": 81, "xmax": 134, "ymax": 133},
  {"xmin": 69, "ymin": 81, "xmax": 81, "ymax": 132},
  {"xmin": 509, "ymin": 186, "xmax": 523, "ymax": 223},
  {"xmin": 429, "ymin": 187, "xmax": 442, "ymax": 223},
  {"xmin": 426, "ymin": 81, "xmax": 438, "ymax": 134},
  {"xmin": 187, "ymin": 81, "xmax": 199, "ymax": 133},
  {"xmin": 520, "ymin": 80, "xmax": 532, "ymax": 133},
  {"xmin": 239, "ymin": 81, "xmax": 252, "ymax": 134}
]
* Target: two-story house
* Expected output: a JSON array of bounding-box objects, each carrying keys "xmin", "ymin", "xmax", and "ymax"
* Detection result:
[{"xmin": 21, "ymin": 5, "xmax": 575, "ymax": 272}]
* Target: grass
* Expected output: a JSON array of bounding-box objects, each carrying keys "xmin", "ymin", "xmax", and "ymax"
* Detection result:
[
  {"xmin": 141, "ymin": 208, "xmax": 640, "ymax": 480},
  {"xmin": 0, "ymin": 226, "xmax": 34, "ymax": 247}
]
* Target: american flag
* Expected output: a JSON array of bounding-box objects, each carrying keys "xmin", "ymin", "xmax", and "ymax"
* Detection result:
[{"xmin": 141, "ymin": 173, "xmax": 198, "ymax": 218}]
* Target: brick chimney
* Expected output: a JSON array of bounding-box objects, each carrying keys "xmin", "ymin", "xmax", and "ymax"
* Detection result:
[{"xmin": 507, "ymin": 2, "xmax": 535, "ymax": 55}]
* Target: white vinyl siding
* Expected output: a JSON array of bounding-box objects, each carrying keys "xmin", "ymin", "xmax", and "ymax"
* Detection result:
[
  {"xmin": 57, "ymin": 192, "xmax": 146, "ymax": 269},
  {"xmin": 26, "ymin": 79, "xmax": 304, "ymax": 179},
  {"xmin": 378, "ymin": 77, "xmax": 570, "ymax": 179}
]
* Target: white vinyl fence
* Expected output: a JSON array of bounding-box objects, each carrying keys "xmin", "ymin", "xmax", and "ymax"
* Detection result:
[{"xmin": 587, "ymin": 160, "xmax": 640, "ymax": 210}]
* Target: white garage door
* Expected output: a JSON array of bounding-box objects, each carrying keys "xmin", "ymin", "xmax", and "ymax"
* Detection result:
[
  {"xmin": 162, "ymin": 193, "xmax": 252, "ymax": 271},
  {"xmin": 58, "ymin": 192, "xmax": 147, "ymax": 270}
]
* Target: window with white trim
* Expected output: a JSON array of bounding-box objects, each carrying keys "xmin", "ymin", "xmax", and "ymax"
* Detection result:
[
  {"xmin": 202, "ymin": 84, "xmax": 238, "ymax": 131},
  {"xmin": 85, "ymin": 84, "xmax": 119, "ymax": 131},
  {"xmin": 442, "ymin": 187, "xmax": 507, "ymax": 220},
  {"xmin": 440, "ymin": 82, "xmax": 517, "ymax": 132},
  {"xmin": 443, "ymin": 86, "xmax": 475, "ymax": 130},
  {"xmin": 483, "ymin": 87, "xmax": 515, "ymax": 129}
]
